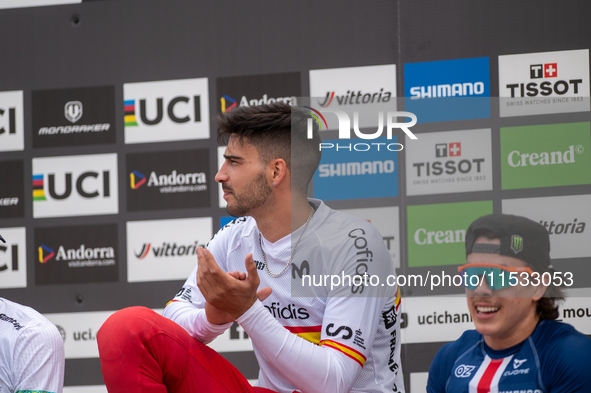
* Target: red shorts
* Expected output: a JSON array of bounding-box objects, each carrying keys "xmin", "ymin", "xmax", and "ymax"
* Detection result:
[{"xmin": 97, "ymin": 306, "xmax": 276, "ymax": 393}]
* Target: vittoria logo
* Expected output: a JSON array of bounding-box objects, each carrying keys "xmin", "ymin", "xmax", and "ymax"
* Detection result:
[
  {"xmin": 126, "ymin": 217, "xmax": 212, "ymax": 282},
  {"xmin": 32, "ymin": 86, "xmax": 115, "ymax": 148},
  {"xmin": 502, "ymin": 195, "xmax": 591, "ymax": 260},
  {"xmin": 309, "ymin": 65, "xmax": 397, "ymax": 130},
  {"xmin": 124, "ymin": 78, "xmax": 210, "ymax": 144},
  {"xmin": 32, "ymin": 154, "xmax": 118, "ymax": 218},
  {"xmin": 499, "ymin": 49, "xmax": 590, "ymax": 117},
  {"xmin": 318, "ymin": 88, "xmax": 393, "ymax": 107}
]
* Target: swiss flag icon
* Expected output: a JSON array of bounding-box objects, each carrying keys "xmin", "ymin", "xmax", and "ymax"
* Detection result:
[
  {"xmin": 449, "ymin": 142, "xmax": 461, "ymax": 157},
  {"xmin": 544, "ymin": 63, "xmax": 557, "ymax": 78}
]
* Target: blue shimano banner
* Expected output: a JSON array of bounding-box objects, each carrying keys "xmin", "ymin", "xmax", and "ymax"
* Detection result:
[
  {"xmin": 313, "ymin": 137, "xmax": 399, "ymax": 201},
  {"xmin": 404, "ymin": 57, "xmax": 490, "ymax": 123}
]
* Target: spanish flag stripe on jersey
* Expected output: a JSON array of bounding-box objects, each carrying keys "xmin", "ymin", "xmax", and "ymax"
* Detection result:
[
  {"xmin": 395, "ymin": 286, "xmax": 401, "ymax": 311},
  {"xmin": 285, "ymin": 325, "xmax": 322, "ymax": 345},
  {"xmin": 319, "ymin": 339, "xmax": 366, "ymax": 367}
]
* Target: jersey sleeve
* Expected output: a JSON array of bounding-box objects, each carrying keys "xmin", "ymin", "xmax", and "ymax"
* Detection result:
[
  {"xmin": 13, "ymin": 322, "xmax": 65, "ymax": 393},
  {"xmin": 427, "ymin": 342, "xmax": 457, "ymax": 393},
  {"xmin": 162, "ymin": 221, "xmax": 237, "ymax": 343},
  {"xmin": 237, "ymin": 220, "xmax": 400, "ymax": 393},
  {"xmin": 541, "ymin": 329, "xmax": 591, "ymax": 393}
]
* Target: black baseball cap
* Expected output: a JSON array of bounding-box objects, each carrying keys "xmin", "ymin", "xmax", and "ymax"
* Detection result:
[{"xmin": 465, "ymin": 214, "xmax": 552, "ymax": 268}]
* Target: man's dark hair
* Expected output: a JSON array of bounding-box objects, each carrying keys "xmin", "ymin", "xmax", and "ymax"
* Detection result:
[
  {"xmin": 214, "ymin": 102, "xmax": 321, "ymax": 194},
  {"xmin": 472, "ymin": 229, "xmax": 564, "ymax": 320}
]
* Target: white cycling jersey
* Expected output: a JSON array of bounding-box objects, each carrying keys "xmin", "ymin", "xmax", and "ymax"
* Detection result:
[
  {"xmin": 163, "ymin": 199, "xmax": 404, "ymax": 393},
  {"xmin": 0, "ymin": 298, "xmax": 65, "ymax": 393}
]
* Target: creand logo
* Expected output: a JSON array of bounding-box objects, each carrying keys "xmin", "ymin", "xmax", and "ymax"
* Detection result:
[
  {"xmin": 303, "ymin": 106, "xmax": 417, "ymax": 152},
  {"xmin": 507, "ymin": 145, "xmax": 584, "ymax": 167}
]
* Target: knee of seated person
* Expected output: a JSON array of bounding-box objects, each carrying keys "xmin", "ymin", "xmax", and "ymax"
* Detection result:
[{"xmin": 98, "ymin": 306, "xmax": 159, "ymax": 347}]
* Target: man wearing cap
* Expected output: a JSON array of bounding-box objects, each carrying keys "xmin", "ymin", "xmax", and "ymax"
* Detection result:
[{"xmin": 427, "ymin": 214, "xmax": 591, "ymax": 393}]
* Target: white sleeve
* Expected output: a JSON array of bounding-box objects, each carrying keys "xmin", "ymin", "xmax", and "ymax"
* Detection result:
[
  {"xmin": 162, "ymin": 265, "xmax": 233, "ymax": 344},
  {"xmin": 162, "ymin": 221, "xmax": 237, "ymax": 343},
  {"xmin": 13, "ymin": 322, "xmax": 65, "ymax": 393}
]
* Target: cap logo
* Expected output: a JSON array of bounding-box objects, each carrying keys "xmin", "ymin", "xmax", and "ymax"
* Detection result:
[{"xmin": 510, "ymin": 235, "xmax": 523, "ymax": 254}]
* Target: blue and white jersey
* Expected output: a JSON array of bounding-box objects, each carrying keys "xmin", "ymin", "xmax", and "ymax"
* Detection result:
[{"xmin": 427, "ymin": 320, "xmax": 591, "ymax": 393}]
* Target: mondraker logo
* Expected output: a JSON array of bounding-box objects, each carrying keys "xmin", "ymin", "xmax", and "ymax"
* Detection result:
[
  {"xmin": 129, "ymin": 171, "xmax": 146, "ymax": 189},
  {"xmin": 220, "ymin": 95, "xmax": 237, "ymax": 112},
  {"xmin": 38, "ymin": 244, "xmax": 54, "ymax": 263},
  {"xmin": 64, "ymin": 101, "xmax": 82, "ymax": 123},
  {"xmin": 318, "ymin": 88, "xmax": 393, "ymax": 107}
]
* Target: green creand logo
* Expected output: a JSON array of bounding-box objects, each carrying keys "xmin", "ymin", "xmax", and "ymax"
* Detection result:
[
  {"xmin": 501, "ymin": 122, "xmax": 591, "ymax": 190},
  {"xmin": 407, "ymin": 201, "xmax": 493, "ymax": 267}
]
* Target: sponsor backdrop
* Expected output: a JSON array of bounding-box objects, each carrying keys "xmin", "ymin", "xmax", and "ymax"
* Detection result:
[{"xmin": 0, "ymin": 1, "xmax": 590, "ymax": 392}]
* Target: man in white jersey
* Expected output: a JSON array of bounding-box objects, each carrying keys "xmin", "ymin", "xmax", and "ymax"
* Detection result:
[
  {"xmin": 0, "ymin": 235, "xmax": 65, "ymax": 393},
  {"xmin": 98, "ymin": 103, "xmax": 403, "ymax": 393}
]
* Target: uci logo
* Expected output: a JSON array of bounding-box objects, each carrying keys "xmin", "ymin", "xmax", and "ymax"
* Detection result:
[{"xmin": 454, "ymin": 364, "xmax": 475, "ymax": 378}]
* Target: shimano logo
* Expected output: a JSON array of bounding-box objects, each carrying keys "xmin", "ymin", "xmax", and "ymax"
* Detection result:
[
  {"xmin": 503, "ymin": 368, "xmax": 530, "ymax": 377},
  {"xmin": 410, "ymin": 82, "xmax": 485, "ymax": 99},
  {"xmin": 318, "ymin": 160, "xmax": 395, "ymax": 178}
]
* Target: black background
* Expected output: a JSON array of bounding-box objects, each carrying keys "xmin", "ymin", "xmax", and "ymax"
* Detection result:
[{"xmin": 32, "ymin": 85, "xmax": 116, "ymax": 147}]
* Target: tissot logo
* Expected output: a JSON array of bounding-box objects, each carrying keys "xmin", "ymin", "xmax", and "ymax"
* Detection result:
[
  {"xmin": 405, "ymin": 129, "xmax": 492, "ymax": 196},
  {"xmin": 124, "ymin": 78, "xmax": 210, "ymax": 144},
  {"xmin": 0, "ymin": 160, "xmax": 25, "ymax": 218},
  {"xmin": 32, "ymin": 86, "xmax": 115, "ymax": 148},
  {"xmin": 0, "ymin": 90, "xmax": 24, "ymax": 151},
  {"xmin": 309, "ymin": 65, "xmax": 397, "ymax": 130},
  {"xmin": 502, "ymin": 194, "xmax": 591, "ymax": 260},
  {"xmin": 35, "ymin": 224, "xmax": 118, "ymax": 285},
  {"xmin": 127, "ymin": 150, "xmax": 210, "ymax": 212},
  {"xmin": 32, "ymin": 153, "xmax": 118, "ymax": 218},
  {"xmin": 404, "ymin": 57, "xmax": 490, "ymax": 123},
  {"xmin": 0, "ymin": 227, "xmax": 26, "ymax": 289},
  {"xmin": 126, "ymin": 217, "xmax": 212, "ymax": 282},
  {"xmin": 217, "ymin": 72, "xmax": 301, "ymax": 114},
  {"xmin": 499, "ymin": 49, "xmax": 590, "ymax": 117}
]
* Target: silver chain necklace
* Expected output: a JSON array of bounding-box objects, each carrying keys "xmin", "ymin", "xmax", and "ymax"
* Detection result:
[{"xmin": 259, "ymin": 207, "xmax": 315, "ymax": 278}]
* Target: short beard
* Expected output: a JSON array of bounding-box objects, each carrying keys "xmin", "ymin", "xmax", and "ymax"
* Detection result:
[{"xmin": 226, "ymin": 170, "xmax": 272, "ymax": 217}]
